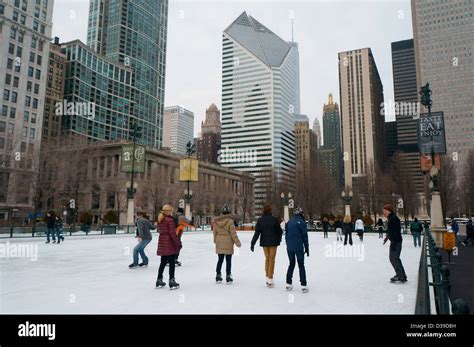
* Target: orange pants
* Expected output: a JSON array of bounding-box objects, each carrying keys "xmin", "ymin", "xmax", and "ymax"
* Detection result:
[{"xmin": 263, "ymin": 246, "xmax": 277, "ymax": 279}]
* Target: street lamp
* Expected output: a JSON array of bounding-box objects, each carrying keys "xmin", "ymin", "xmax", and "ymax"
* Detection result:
[
  {"xmin": 184, "ymin": 141, "xmax": 196, "ymax": 220},
  {"xmin": 341, "ymin": 190, "xmax": 353, "ymax": 216},
  {"xmin": 280, "ymin": 192, "xmax": 293, "ymax": 222}
]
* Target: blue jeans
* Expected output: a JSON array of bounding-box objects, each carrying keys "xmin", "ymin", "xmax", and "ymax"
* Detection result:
[
  {"xmin": 286, "ymin": 250, "xmax": 307, "ymax": 286},
  {"xmin": 46, "ymin": 227, "xmax": 55, "ymax": 242},
  {"xmin": 413, "ymin": 232, "xmax": 421, "ymax": 247},
  {"xmin": 133, "ymin": 239, "xmax": 151, "ymax": 265}
]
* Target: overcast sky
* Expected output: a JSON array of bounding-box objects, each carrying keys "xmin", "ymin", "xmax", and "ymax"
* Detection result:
[{"xmin": 52, "ymin": 0, "xmax": 413, "ymax": 139}]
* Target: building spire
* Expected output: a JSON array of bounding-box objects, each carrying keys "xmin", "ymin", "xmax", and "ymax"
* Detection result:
[
  {"xmin": 291, "ymin": 18, "xmax": 294, "ymax": 42},
  {"xmin": 328, "ymin": 93, "xmax": 333, "ymax": 105}
]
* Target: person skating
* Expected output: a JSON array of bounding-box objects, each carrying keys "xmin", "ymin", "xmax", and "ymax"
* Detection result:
[
  {"xmin": 451, "ymin": 217, "xmax": 461, "ymax": 245},
  {"xmin": 334, "ymin": 217, "xmax": 343, "ymax": 241},
  {"xmin": 250, "ymin": 204, "xmax": 283, "ymax": 288},
  {"xmin": 213, "ymin": 205, "xmax": 241, "ymax": 284},
  {"xmin": 129, "ymin": 211, "xmax": 155, "ymax": 269},
  {"xmin": 173, "ymin": 207, "xmax": 194, "ymax": 267},
  {"xmin": 44, "ymin": 212, "xmax": 56, "ymax": 244},
  {"xmin": 355, "ymin": 217, "xmax": 364, "ymax": 242},
  {"xmin": 54, "ymin": 215, "xmax": 64, "ymax": 244},
  {"xmin": 383, "ymin": 204, "xmax": 407, "ymax": 283},
  {"xmin": 322, "ymin": 217, "xmax": 329, "ymax": 238},
  {"xmin": 377, "ymin": 218, "xmax": 384, "ymax": 239},
  {"xmin": 156, "ymin": 205, "xmax": 181, "ymax": 290},
  {"xmin": 285, "ymin": 207, "xmax": 309, "ymax": 293},
  {"xmin": 343, "ymin": 215, "xmax": 353, "ymax": 246},
  {"xmin": 410, "ymin": 217, "xmax": 422, "ymax": 247}
]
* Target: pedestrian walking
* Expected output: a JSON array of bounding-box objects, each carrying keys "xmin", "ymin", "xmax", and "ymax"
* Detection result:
[
  {"xmin": 213, "ymin": 205, "xmax": 241, "ymax": 284},
  {"xmin": 377, "ymin": 218, "xmax": 384, "ymax": 239},
  {"xmin": 44, "ymin": 212, "xmax": 56, "ymax": 244},
  {"xmin": 251, "ymin": 204, "xmax": 283, "ymax": 288},
  {"xmin": 54, "ymin": 215, "xmax": 64, "ymax": 244},
  {"xmin": 334, "ymin": 217, "xmax": 343, "ymax": 241},
  {"xmin": 129, "ymin": 211, "xmax": 155, "ymax": 269},
  {"xmin": 410, "ymin": 217, "xmax": 422, "ymax": 247},
  {"xmin": 383, "ymin": 204, "xmax": 407, "ymax": 283},
  {"xmin": 343, "ymin": 215, "xmax": 353, "ymax": 246},
  {"xmin": 355, "ymin": 217, "xmax": 364, "ymax": 242},
  {"xmin": 155, "ymin": 205, "xmax": 181, "ymax": 290},
  {"xmin": 285, "ymin": 207, "xmax": 309, "ymax": 293}
]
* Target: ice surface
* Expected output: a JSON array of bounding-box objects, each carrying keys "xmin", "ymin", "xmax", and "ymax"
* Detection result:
[{"xmin": 0, "ymin": 232, "xmax": 421, "ymax": 314}]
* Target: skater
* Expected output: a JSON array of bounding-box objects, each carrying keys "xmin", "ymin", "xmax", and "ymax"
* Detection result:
[
  {"xmin": 376, "ymin": 218, "xmax": 384, "ymax": 238},
  {"xmin": 129, "ymin": 211, "xmax": 155, "ymax": 269},
  {"xmin": 250, "ymin": 204, "xmax": 283, "ymax": 287},
  {"xmin": 461, "ymin": 216, "xmax": 474, "ymax": 246},
  {"xmin": 355, "ymin": 217, "xmax": 364, "ymax": 242},
  {"xmin": 334, "ymin": 217, "xmax": 343, "ymax": 241},
  {"xmin": 54, "ymin": 215, "xmax": 64, "ymax": 244},
  {"xmin": 451, "ymin": 218, "xmax": 461, "ymax": 245},
  {"xmin": 410, "ymin": 217, "xmax": 422, "ymax": 247},
  {"xmin": 383, "ymin": 204, "xmax": 407, "ymax": 283},
  {"xmin": 213, "ymin": 205, "xmax": 241, "ymax": 284},
  {"xmin": 322, "ymin": 217, "xmax": 329, "ymax": 238},
  {"xmin": 156, "ymin": 205, "xmax": 181, "ymax": 290},
  {"xmin": 343, "ymin": 215, "xmax": 353, "ymax": 246},
  {"xmin": 285, "ymin": 207, "xmax": 309, "ymax": 293},
  {"xmin": 173, "ymin": 207, "xmax": 194, "ymax": 267},
  {"xmin": 44, "ymin": 212, "xmax": 56, "ymax": 243}
]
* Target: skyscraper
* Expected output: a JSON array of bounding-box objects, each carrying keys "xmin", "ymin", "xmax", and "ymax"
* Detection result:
[
  {"xmin": 63, "ymin": 0, "xmax": 168, "ymax": 148},
  {"xmin": 391, "ymin": 38, "xmax": 424, "ymax": 193},
  {"xmin": 384, "ymin": 121, "xmax": 398, "ymax": 160},
  {"xmin": 220, "ymin": 12, "xmax": 299, "ymax": 212},
  {"xmin": 312, "ymin": 117, "xmax": 321, "ymax": 148},
  {"xmin": 163, "ymin": 106, "xmax": 194, "ymax": 156},
  {"xmin": 295, "ymin": 114, "xmax": 318, "ymax": 180},
  {"xmin": 0, "ymin": 0, "xmax": 54, "ymax": 218},
  {"xmin": 197, "ymin": 103, "xmax": 221, "ymax": 164},
  {"xmin": 338, "ymin": 48, "xmax": 385, "ymax": 190},
  {"xmin": 411, "ymin": 1, "xmax": 474, "ymax": 174}
]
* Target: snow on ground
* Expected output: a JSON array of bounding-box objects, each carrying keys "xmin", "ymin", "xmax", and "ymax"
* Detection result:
[{"xmin": 0, "ymin": 232, "xmax": 421, "ymax": 314}]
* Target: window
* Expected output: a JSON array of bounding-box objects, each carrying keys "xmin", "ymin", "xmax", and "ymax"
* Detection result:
[
  {"xmin": 28, "ymin": 143, "xmax": 33, "ymax": 154},
  {"xmin": 20, "ymin": 15, "xmax": 26, "ymax": 25},
  {"xmin": 7, "ymin": 58, "xmax": 13, "ymax": 70},
  {"xmin": 0, "ymin": 138, "xmax": 4, "ymax": 149},
  {"xmin": 40, "ymin": 25, "xmax": 45, "ymax": 35},
  {"xmin": 3, "ymin": 89, "xmax": 10, "ymax": 101},
  {"xmin": 10, "ymin": 28, "xmax": 17, "ymax": 39},
  {"xmin": 23, "ymin": 111, "xmax": 29, "ymax": 122},
  {"xmin": 21, "ymin": 142, "xmax": 26, "ymax": 153},
  {"xmin": 34, "ymin": 7, "xmax": 39, "ymax": 18},
  {"xmin": 33, "ymin": 21, "xmax": 38, "ymax": 31},
  {"xmin": 35, "ymin": 69, "xmax": 41, "ymax": 79},
  {"xmin": 9, "ymin": 108, "xmax": 16, "ymax": 119},
  {"xmin": 26, "ymin": 81, "xmax": 32, "ymax": 92},
  {"xmin": 22, "ymin": 0, "xmax": 27, "ymax": 11},
  {"xmin": 33, "ymin": 84, "xmax": 39, "ymax": 94},
  {"xmin": 13, "ymin": 77, "xmax": 19, "ymax": 88},
  {"xmin": 30, "ymin": 52, "xmax": 35, "ymax": 63},
  {"xmin": 13, "ymin": 11, "xmax": 19, "ymax": 22},
  {"xmin": 2, "ymin": 106, "xmax": 8, "ymax": 117},
  {"xmin": 0, "ymin": 121, "xmax": 5, "ymax": 132},
  {"xmin": 0, "ymin": 4, "xmax": 5, "ymax": 15},
  {"xmin": 31, "ymin": 37, "xmax": 36, "ymax": 48},
  {"xmin": 8, "ymin": 123, "xmax": 14, "ymax": 134},
  {"xmin": 28, "ymin": 66, "xmax": 34, "ymax": 77},
  {"xmin": 31, "ymin": 113, "xmax": 36, "ymax": 124},
  {"xmin": 36, "ymin": 55, "xmax": 42, "ymax": 65},
  {"xmin": 14, "ymin": 60, "xmax": 21, "ymax": 72},
  {"xmin": 38, "ymin": 41, "xmax": 43, "ymax": 51},
  {"xmin": 9, "ymin": 43, "xmax": 15, "ymax": 54},
  {"xmin": 11, "ymin": 92, "xmax": 18, "ymax": 103},
  {"xmin": 5, "ymin": 74, "xmax": 11, "ymax": 85},
  {"xmin": 25, "ymin": 96, "xmax": 31, "ymax": 107},
  {"xmin": 16, "ymin": 46, "xmax": 22, "ymax": 58},
  {"xmin": 18, "ymin": 32, "xmax": 24, "ymax": 43},
  {"xmin": 32, "ymin": 98, "xmax": 38, "ymax": 109},
  {"xmin": 30, "ymin": 128, "xmax": 35, "ymax": 139},
  {"xmin": 22, "ymin": 126, "xmax": 28, "ymax": 137},
  {"xmin": 14, "ymin": 0, "xmax": 20, "ymax": 7}
]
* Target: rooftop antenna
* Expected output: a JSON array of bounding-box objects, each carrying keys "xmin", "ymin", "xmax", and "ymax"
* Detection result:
[{"xmin": 291, "ymin": 17, "xmax": 294, "ymax": 42}]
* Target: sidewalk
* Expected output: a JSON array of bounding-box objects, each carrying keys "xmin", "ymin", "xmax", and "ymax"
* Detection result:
[{"xmin": 442, "ymin": 244, "xmax": 474, "ymax": 313}]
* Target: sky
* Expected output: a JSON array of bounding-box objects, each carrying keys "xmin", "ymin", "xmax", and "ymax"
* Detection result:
[{"xmin": 52, "ymin": 0, "xmax": 414, "ymax": 139}]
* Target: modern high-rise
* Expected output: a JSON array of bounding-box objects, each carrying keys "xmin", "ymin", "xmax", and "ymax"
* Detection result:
[
  {"xmin": 312, "ymin": 117, "xmax": 321, "ymax": 148},
  {"xmin": 411, "ymin": 1, "xmax": 474, "ymax": 175},
  {"xmin": 384, "ymin": 121, "xmax": 398, "ymax": 160},
  {"xmin": 63, "ymin": 0, "xmax": 168, "ymax": 148},
  {"xmin": 0, "ymin": 0, "xmax": 54, "ymax": 219},
  {"xmin": 197, "ymin": 103, "xmax": 221, "ymax": 164},
  {"xmin": 320, "ymin": 93, "xmax": 343, "ymax": 187},
  {"xmin": 163, "ymin": 106, "xmax": 194, "ymax": 156},
  {"xmin": 220, "ymin": 12, "xmax": 299, "ymax": 212},
  {"xmin": 295, "ymin": 115, "xmax": 318, "ymax": 180},
  {"xmin": 391, "ymin": 39, "xmax": 424, "ymax": 193},
  {"xmin": 338, "ymin": 48, "xmax": 385, "ymax": 190}
]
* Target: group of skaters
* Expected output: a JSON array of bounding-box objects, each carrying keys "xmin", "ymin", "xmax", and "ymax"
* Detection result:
[
  {"xmin": 43, "ymin": 212, "xmax": 65, "ymax": 244},
  {"xmin": 128, "ymin": 201, "xmax": 411, "ymax": 291},
  {"xmin": 321, "ymin": 215, "xmax": 375, "ymax": 244}
]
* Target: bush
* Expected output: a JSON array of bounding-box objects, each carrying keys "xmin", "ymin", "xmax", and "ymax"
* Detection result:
[
  {"xmin": 79, "ymin": 211, "xmax": 93, "ymax": 225},
  {"xmin": 363, "ymin": 215, "xmax": 374, "ymax": 226},
  {"xmin": 103, "ymin": 210, "xmax": 119, "ymax": 224}
]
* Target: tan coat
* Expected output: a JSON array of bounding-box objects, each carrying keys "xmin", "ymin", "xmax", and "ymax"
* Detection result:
[{"xmin": 213, "ymin": 215, "xmax": 241, "ymax": 255}]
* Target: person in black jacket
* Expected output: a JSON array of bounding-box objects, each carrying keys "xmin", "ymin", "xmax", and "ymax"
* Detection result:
[
  {"xmin": 383, "ymin": 204, "xmax": 407, "ymax": 283},
  {"xmin": 343, "ymin": 215, "xmax": 353, "ymax": 246},
  {"xmin": 376, "ymin": 218, "xmax": 384, "ymax": 239},
  {"xmin": 251, "ymin": 204, "xmax": 283, "ymax": 287},
  {"xmin": 322, "ymin": 217, "xmax": 330, "ymax": 238},
  {"xmin": 44, "ymin": 212, "xmax": 56, "ymax": 244},
  {"xmin": 334, "ymin": 217, "xmax": 343, "ymax": 241}
]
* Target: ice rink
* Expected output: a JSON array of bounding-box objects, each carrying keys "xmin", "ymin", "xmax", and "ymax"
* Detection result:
[{"xmin": 0, "ymin": 231, "xmax": 421, "ymax": 314}]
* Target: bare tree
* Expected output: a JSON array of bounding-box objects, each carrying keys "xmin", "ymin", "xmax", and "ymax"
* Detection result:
[
  {"xmin": 439, "ymin": 155, "xmax": 458, "ymax": 222},
  {"xmin": 459, "ymin": 149, "xmax": 474, "ymax": 216}
]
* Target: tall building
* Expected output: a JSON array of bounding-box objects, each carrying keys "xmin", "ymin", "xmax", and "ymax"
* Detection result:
[
  {"xmin": 411, "ymin": 1, "xmax": 474, "ymax": 175},
  {"xmin": 384, "ymin": 121, "xmax": 398, "ymax": 160},
  {"xmin": 295, "ymin": 115, "xmax": 318, "ymax": 180},
  {"xmin": 64, "ymin": 0, "xmax": 168, "ymax": 148},
  {"xmin": 42, "ymin": 38, "xmax": 66, "ymax": 146},
  {"xmin": 0, "ymin": 0, "xmax": 54, "ymax": 219},
  {"xmin": 163, "ymin": 106, "xmax": 194, "ymax": 156},
  {"xmin": 312, "ymin": 117, "xmax": 321, "ymax": 148},
  {"xmin": 391, "ymin": 38, "xmax": 424, "ymax": 193},
  {"xmin": 338, "ymin": 48, "xmax": 385, "ymax": 190},
  {"xmin": 197, "ymin": 103, "xmax": 221, "ymax": 164},
  {"xmin": 220, "ymin": 12, "xmax": 299, "ymax": 212},
  {"xmin": 321, "ymin": 93, "xmax": 343, "ymax": 187}
]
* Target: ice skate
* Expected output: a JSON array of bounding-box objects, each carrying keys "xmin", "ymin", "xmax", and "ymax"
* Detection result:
[
  {"xmin": 301, "ymin": 286, "xmax": 309, "ymax": 293},
  {"xmin": 226, "ymin": 274, "xmax": 233, "ymax": 284},
  {"xmin": 286, "ymin": 284, "xmax": 293, "ymax": 291},
  {"xmin": 155, "ymin": 279, "xmax": 166, "ymax": 288},
  {"xmin": 169, "ymin": 278, "xmax": 180, "ymax": 290},
  {"xmin": 216, "ymin": 273, "xmax": 223, "ymax": 284}
]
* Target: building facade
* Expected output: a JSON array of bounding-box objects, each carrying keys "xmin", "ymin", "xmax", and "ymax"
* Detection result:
[
  {"xmin": 321, "ymin": 93, "xmax": 343, "ymax": 187},
  {"xmin": 312, "ymin": 117, "xmax": 321, "ymax": 148},
  {"xmin": 411, "ymin": 0, "xmax": 474, "ymax": 175},
  {"xmin": 0, "ymin": 0, "xmax": 54, "ymax": 220},
  {"xmin": 338, "ymin": 48, "xmax": 385, "ymax": 190},
  {"xmin": 220, "ymin": 12, "xmax": 299, "ymax": 212},
  {"xmin": 163, "ymin": 106, "xmax": 194, "ymax": 156},
  {"xmin": 384, "ymin": 121, "xmax": 398, "ymax": 160},
  {"xmin": 196, "ymin": 103, "xmax": 221, "ymax": 164},
  {"xmin": 295, "ymin": 115, "xmax": 318, "ymax": 180}
]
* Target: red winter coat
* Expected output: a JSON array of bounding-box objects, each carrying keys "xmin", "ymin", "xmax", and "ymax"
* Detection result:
[{"xmin": 157, "ymin": 215, "xmax": 181, "ymax": 256}]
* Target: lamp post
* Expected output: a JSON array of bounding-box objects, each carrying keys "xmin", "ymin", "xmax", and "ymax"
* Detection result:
[
  {"xmin": 184, "ymin": 141, "xmax": 196, "ymax": 220},
  {"xmin": 341, "ymin": 189, "xmax": 353, "ymax": 216},
  {"xmin": 126, "ymin": 122, "xmax": 141, "ymax": 225},
  {"xmin": 280, "ymin": 192, "xmax": 293, "ymax": 222}
]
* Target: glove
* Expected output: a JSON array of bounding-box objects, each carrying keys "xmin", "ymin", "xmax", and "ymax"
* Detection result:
[
  {"xmin": 250, "ymin": 245, "xmax": 254, "ymax": 252},
  {"xmin": 305, "ymin": 248, "xmax": 309, "ymax": 257}
]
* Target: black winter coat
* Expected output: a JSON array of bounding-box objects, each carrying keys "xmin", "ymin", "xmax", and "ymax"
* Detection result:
[
  {"xmin": 387, "ymin": 212, "xmax": 403, "ymax": 242},
  {"xmin": 343, "ymin": 222, "xmax": 353, "ymax": 235},
  {"xmin": 251, "ymin": 214, "xmax": 283, "ymax": 247}
]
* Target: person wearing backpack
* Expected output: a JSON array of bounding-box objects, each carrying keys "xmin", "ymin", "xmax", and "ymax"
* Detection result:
[
  {"xmin": 410, "ymin": 217, "xmax": 422, "ymax": 247},
  {"xmin": 213, "ymin": 205, "xmax": 241, "ymax": 284},
  {"xmin": 285, "ymin": 207, "xmax": 309, "ymax": 293}
]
